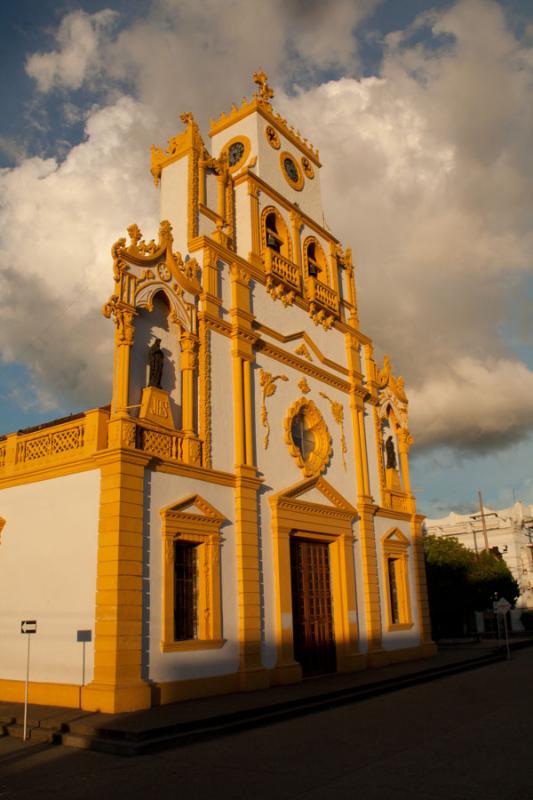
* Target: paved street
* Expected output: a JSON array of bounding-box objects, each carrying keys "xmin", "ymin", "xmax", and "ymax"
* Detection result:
[{"xmin": 1, "ymin": 649, "xmax": 532, "ymax": 800}]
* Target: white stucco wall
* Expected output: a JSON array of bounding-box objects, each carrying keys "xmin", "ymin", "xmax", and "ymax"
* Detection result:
[
  {"xmin": 0, "ymin": 470, "xmax": 100, "ymax": 685},
  {"xmin": 160, "ymin": 156, "xmax": 189, "ymax": 254},
  {"xmin": 364, "ymin": 409, "xmax": 382, "ymax": 502},
  {"xmin": 144, "ymin": 471, "xmax": 239, "ymax": 682},
  {"xmin": 234, "ymin": 182, "xmax": 252, "ymax": 262},
  {"xmin": 209, "ymin": 330, "xmax": 234, "ymax": 473},
  {"xmin": 252, "ymin": 287, "xmax": 347, "ymax": 368}
]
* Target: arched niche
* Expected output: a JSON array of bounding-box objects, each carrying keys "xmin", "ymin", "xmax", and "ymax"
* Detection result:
[
  {"xmin": 129, "ymin": 291, "xmax": 182, "ymax": 425},
  {"xmin": 303, "ymin": 236, "xmax": 329, "ymax": 285},
  {"xmin": 261, "ymin": 206, "xmax": 292, "ymax": 261}
]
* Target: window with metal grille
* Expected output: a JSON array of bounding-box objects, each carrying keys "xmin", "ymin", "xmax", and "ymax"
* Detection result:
[
  {"xmin": 174, "ymin": 541, "xmax": 198, "ymax": 640},
  {"xmin": 387, "ymin": 557, "xmax": 400, "ymax": 625}
]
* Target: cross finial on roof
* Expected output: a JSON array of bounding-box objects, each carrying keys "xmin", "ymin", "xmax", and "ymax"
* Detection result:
[{"xmin": 253, "ymin": 70, "xmax": 274, "ymax": 106}]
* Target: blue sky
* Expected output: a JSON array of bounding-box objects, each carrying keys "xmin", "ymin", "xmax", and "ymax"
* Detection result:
[{"xmin": 1, "ymin": 0, "xmax": 532, "ymax": 517}]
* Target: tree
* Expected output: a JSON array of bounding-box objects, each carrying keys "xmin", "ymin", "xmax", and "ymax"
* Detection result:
[
  {"xmin": 468, "ymin": 550, "xmax": 519, "ymax": 612},
  {"xmin": 424, "ymin": 535, "xmax": 473, "ymax": 638},
  {"xmin": 423, "ymin": 535, "xmax": 519, "ymax": 639}
]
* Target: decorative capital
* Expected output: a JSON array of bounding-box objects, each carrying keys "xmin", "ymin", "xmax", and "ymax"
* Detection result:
[
  {"xmin": 102, "ymin": 295, "xmax": 136, "ymax": 345},
  {"xmin": 230, "ymin": 262, "xmax": 250, "ymax": 285}
]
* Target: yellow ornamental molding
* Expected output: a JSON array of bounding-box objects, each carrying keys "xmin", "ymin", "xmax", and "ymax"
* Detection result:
[
  {"xmin": 259, "ymin": 369, "xmax": 288, "ymax": 449},
  {"xmin": 284, "ymin": 397, "xmax": 332, "ymax": 478},
  {"xmin": 265, "ymin": 125, "xmax": 280, "ymax": 149},
  {"xmin": 377, "ymin": 355, "xmax": 409, "ymax": 432},
  {"xmin": 298, "ymin": 377, "xmax": 310, "ymax": 394},
  {"xmin": 378, "ymin": 355, "xmax": 408, "ymax": 404},
  {"xmin": 319, "ymin": 392, "xmax": 347, "ymax": 471},
  {"xmin": 294, "ymin": 343, "xmax": 313, "ymax": 362},
  {"xmin": 104, "ymin": 219, "xmax": 201, "ymax": 340},
  {"xmin": 102, "ymin": 296, "xmax": 137, "ymax": 346}
]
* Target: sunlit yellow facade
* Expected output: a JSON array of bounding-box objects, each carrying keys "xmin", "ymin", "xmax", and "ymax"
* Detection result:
[{"xmin": 0, "ymin": 73, "xmax": 435, "ymax": 713}]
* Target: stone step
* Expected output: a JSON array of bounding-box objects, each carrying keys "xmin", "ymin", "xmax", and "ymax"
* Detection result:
[{"xmin": 4, "ymin": 722, "xmax": 60, "ymax": 742}]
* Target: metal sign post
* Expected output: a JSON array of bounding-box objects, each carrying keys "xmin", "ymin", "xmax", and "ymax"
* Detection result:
[
  {"xmin": 76, "ymin": 630, "xmax": 92, "ymax": 699},
  {"xmin": 20, "ymin": 620, "xmax": 37, "ymax": 741},
  {"xmin": 494, "ymin": 598, "xmax": 511, "ymax": 660}
]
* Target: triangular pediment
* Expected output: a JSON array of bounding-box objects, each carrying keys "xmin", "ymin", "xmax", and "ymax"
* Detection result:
[
  {"xmin": 272, "ymin": 476, "xmax": 357, "ymax": 516},
  {"xmin": 161, "ymin": 494, "xmax": 225, "ymax": 523},
  {"xmin": 383, "ymin": 527, "xmax": 410, "ymax": 545},
  {"xmin": 260, "ymin": 327, "xmax": 347, "ymax": 374}
]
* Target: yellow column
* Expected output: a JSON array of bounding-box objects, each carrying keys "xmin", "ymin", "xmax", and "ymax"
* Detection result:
[
  {"xmin": 397, "ymin": 429, "xmax": 413, "ymax": 496},
  {"xmin": 289, "ymin": 209, "xmax": 302, "ymax": 268},
  {"xmin": 243, "ymin": 359, "xmax": 254, "ymax": 465},
  {"xmin": 82, "ymin": 448, "xmax": 152, "ymax": 713},
  {"xmin": 106, "ymin": 304, "xmax": 136, "ymax": 415},
  {"xmin": 346, "ymin": 331, "xmax": 383, "ymax": 659},
  {"xmin": 180, "ymin": 331, "xmax": 197, "ymax": 435},
  {"xmin": 248, "ymin": 180, "xmax": 261, "ymax": 266},
  {"xmin": 230, "ymin": 263, "xmax": 268, "ymax": 689},
  {"xmin": 232, "ymin": 355, "xmax": 246, "ymax": 465}
]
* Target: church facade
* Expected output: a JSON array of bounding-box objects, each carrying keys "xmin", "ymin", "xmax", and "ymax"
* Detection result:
[{"xmin": 0, "ymin": 74, "xmax": 435, "ymax": 713}]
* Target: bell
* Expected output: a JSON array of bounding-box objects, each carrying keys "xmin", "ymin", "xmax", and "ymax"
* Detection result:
[
  {"xmin": 267, "ymin": 232, "xmax": 280, "ymax": 252},
  {"xmin": 308, "ymin": 261, "xmax": 319, "ymax": 277}
]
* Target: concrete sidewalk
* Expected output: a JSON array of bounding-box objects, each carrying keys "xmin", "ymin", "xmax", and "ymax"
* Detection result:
[{"xmin": 1, "ymin": 637, "xmax": 531, "ymax": 756}]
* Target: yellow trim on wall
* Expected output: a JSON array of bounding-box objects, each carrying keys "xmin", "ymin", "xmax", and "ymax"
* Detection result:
[
  {"xmin": 220, "ymin": 134, "xmax": 251, "ymax": 174},
  {"xmin": 279, "ymin": 151, "xmax": 304, "ymax": 191},
  {"xmin": 284, "ymin": 397, "xmax": 332, "ymax": 477}
]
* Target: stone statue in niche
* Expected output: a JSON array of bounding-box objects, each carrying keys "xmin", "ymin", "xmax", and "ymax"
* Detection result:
[
  {"xmin": 385, "ymin": 435, "xmax": 397, "ymax": 470},
  {"xmin": 148, "ymin": 338, "xmax": 164, "ymax": 388}
]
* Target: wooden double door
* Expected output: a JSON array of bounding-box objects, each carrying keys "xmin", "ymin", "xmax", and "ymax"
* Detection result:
[{"xmin": 290, "ymin": 537, "xmax": 336, "ymax": 677}]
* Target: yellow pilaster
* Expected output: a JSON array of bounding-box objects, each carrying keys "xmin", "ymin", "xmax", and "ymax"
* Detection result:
[
  {"xmin": 358, "ymin": 500, "xmax": 383, "ymax": 657},
  {"xmin": 248, "ymin": 180, "xmax": 261, "ymax": 266},
  {"xmin": 229, "ymin": 263, "xmax": 268, "ymax": 689},
  {"xmin": 82, "ymin": 448, "xmax": 152, "ymax": 713},
  {"xmin": 345, "ymin": 331, "xmax": 383, "ymax": 656}
]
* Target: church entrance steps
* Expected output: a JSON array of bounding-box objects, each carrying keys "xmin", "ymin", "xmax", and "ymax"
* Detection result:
[{"xmin": 2, "ymin": 639, "xmax": 533, "ymax": 756}]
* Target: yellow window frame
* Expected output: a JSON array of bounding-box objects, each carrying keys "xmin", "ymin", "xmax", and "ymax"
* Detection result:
[
  {"xmin": 382, "ymin": 528, "xmax": 413, "ymax": 631},
  {"xmin": 160, "ymin": 495, "xmax": 225, "ymax": 652}
]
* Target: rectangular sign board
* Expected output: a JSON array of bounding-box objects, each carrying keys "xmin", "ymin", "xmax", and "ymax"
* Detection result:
[
  {"xmin": 76, "ymin": 629, "xmax": 92, "ymax": 643},
  {"xmin": 21, "ymin": 620, "xmax": 37, "ymax": 634}
]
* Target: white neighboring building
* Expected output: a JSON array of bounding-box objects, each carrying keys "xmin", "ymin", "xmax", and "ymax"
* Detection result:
[{"xmin": 424, "ymin": 502, "xmax": 533, "ymax": 610}]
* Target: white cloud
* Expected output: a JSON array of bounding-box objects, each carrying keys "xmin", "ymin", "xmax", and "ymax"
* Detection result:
[
  {"xmin": 409, "ymin": 358, "xmax": 533, "ymax": 450},
  {"xmin": 25, "ymin": 9, "xmax": 117, "ymax": 93},
  {"xmin": 0, "ymin": 96, "xmax": 158, "ymax": 408}
]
